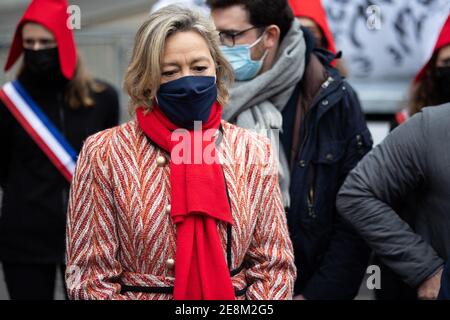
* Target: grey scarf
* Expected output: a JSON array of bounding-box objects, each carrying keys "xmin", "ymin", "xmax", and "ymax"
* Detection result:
[{"xmin": 223, "ymin": 19, "xmax": 306, "ymax": 207}]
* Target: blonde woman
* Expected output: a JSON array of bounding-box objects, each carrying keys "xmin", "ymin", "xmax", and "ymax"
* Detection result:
[{"xmin": 65, "ymin": 5, "xmax": 296, "ymax": 300}]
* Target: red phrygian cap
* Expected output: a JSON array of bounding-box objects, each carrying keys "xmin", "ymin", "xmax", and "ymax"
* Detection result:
[
  {"xmin": 288, "ymin": 0, "xmax": 337, "ymax": 56},
  {"xmin": 4, "ymin": 0, "xmax": 77, "ymax": 80},
  {"xmin": 415, "ymin": 15, "xmax": 450, "ymax": 83}
]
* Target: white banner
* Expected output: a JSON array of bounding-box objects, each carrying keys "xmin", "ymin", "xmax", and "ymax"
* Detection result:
[{"xmin": 322, "ymin": 0, "xmax": 450, "ymax": 80}]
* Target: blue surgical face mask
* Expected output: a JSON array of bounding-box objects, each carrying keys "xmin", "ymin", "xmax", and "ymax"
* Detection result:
[
  {"xmin": 220, "ymin": 34, "xmax": 268, "ymax": 81},
  {"xmin": 156, "ymin": 75, "xmax": 217, "ymax": 129}
]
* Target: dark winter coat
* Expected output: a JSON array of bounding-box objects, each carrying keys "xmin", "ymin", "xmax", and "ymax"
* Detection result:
[{"xmin": 0, "ymin": 70, "xmax": 119, "ymax": 264}]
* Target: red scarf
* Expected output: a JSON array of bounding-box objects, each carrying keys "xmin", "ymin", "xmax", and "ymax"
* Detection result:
[{"xmin": 136, "ymin": 102, "xmax": 235, "ymax": 300}]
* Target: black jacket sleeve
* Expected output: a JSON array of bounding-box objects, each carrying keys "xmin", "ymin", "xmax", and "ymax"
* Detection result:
[
  {"xmin": 336, "ymin": 110, "xmax": 444, "ymax": 288},
  {"xmin": 302, "ymin": 84, "xmax": 372, "ymax": 299},
  {"xmin": 102, "ymin": 84, "xmax": 120, "ymax": 129}
]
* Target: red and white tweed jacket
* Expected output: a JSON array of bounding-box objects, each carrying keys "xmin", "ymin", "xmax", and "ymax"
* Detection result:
[{"xmin": 65, "ymin": 120, "xmax": 296, "ymax": 300}]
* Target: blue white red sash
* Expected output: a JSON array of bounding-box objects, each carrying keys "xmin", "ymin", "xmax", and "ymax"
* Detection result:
[{"xmin": 0, "ymin": 80, "xmax": 77, "ymax": 182}]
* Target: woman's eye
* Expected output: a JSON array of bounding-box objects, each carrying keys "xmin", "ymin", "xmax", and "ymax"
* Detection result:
[
  {"xmin": 193, "ymin": 66, "xmax": 208, "ymax": 72},
  {"xmin": 162, "ymin": 70, "xmax": 177, "ymax": 77}
]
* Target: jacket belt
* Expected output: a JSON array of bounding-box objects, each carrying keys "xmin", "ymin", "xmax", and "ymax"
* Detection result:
[{"xmin": 120, "ymin": 264, "xmax": 247, "ymax": 297}]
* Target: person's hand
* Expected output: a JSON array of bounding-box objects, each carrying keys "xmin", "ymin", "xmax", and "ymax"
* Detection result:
[
  {"xmin": 293, "ymin": 294, "xmax": 306, "ymax": 300},
  {"xmin": 417, "ymin": 268, "xmax": 443, "ymax": 300}
]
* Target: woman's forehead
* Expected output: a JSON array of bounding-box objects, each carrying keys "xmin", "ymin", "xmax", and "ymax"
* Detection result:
[
  {"xmin": 22, "ymin": 22, "xmax": 54, "ymax": 39},
  {"xmin": 438, "ymin": 44, "xmax": 450, "ymax": 59},
  {"xmin": 163, "ymin": 31, "xmax": 213, "ymax": 64}
]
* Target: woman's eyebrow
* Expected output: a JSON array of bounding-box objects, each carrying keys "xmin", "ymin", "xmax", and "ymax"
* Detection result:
[
  {"xmin": 161, "ymin": 62, "xmax": 180, "ymax": 68},
  {"xmin": 190, "ymin": 57, "xmax": 210, "ymax": 64},
  {"xmin": 162, "ymin": 56, "xmax": 210, "ymax": 67}
]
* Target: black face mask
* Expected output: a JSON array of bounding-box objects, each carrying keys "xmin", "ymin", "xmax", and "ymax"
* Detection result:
[
  {"xmin": 435, "ymin": 66, "xmax": 450, "ymax": 101},
  {"xmin": 23, "ymin": 48, "xmax": 62, "ymax": 79}
]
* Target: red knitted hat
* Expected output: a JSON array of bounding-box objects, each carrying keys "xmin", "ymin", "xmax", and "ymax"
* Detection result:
[
  {"xmin": 288, "ymin": 0, "xmax": 337, "ymax": 55},
  {"xmin": 4, "ymin": 0, "xmax": 77, "ymax": 80},
  {"xmin": 414, "ymin": 15, "xmax": 450, "ymax": 83}
]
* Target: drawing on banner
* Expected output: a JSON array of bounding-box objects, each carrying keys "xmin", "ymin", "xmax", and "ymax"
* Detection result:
[{"xmin": 322, "ymin": 0, "xmax": 450, "ymax": 80}]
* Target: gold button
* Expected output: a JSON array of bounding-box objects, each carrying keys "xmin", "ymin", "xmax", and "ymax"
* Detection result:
[
  {"xmin": 166, "ymin": 258, "xmax": 175, "ymax": 270},
  {"xmin": 165, "ymin": 204, "xmax": 171, "ymax": 214},
  {"xmin": 156, "ymin": 156, "xmax": 166, "ymax": 166}
]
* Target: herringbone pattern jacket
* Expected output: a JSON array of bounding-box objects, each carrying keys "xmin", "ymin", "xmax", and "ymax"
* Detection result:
[{"xmin": 65, "ymin": 120, "xmax": 296, "ymax": 300}]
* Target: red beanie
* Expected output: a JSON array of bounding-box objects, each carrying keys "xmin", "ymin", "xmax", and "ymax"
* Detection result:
[
  {"xmin": 414, "ymin": 15, "xmax": 450, "ymax": 83},
  {"xmin": 288, "ymin": 0, "xmax": 337, "ymax": 55},
  {"xmin": 4, "ymin": 0, "xmax": 77, "ymax": 80}
]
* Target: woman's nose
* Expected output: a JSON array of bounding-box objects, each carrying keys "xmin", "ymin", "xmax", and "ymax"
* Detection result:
[
  {"xmin": 179, "ymin": 67, "xmax": 195, "ymax": 78},
  {"xmin": 32, "ymin": 42, "xmax": 42, "ymax": 50}
]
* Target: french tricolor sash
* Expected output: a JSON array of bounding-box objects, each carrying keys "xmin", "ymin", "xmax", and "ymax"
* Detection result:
[{"xmin": 0, "ymin": 80, "xmax": 77, "ymax": 182}]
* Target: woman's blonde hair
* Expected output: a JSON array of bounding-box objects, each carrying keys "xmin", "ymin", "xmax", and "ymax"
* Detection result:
[{"xmin": 123, "ymin": 5, "xmax": 234, "ymax": 115}]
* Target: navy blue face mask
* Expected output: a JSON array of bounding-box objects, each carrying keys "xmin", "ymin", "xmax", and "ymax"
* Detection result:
[{"xmin": 156, "ymin": 75, "xmax": 217, "ymax": 129}]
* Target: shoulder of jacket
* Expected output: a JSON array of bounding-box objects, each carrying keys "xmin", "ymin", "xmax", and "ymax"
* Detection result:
[
  {"xmin": 82, "ymin": 121, "xmax": 135, "ymax": 156},
  {"xmin": 89, "ymin": 79, "xmax": 119, "ymax": 105},
  {"xmin": 421, "ymin": 103, "xmax": 450, "ymax": 122},
  {"xmin": 419, "ymin": 103, "xmax": 450, "ymax": 135},
  {"xmin": 325, "ymin": 79, "xmax": 362, "ymax": 116},
  {"xmin": 308, "ymin": 62, "xmax": 349, "ymax": 105}
]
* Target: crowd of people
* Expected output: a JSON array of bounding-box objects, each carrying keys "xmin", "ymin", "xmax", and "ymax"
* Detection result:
[{"xmin": 0, "ymin": 0, "xmax": 449, "ymax": 300}]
